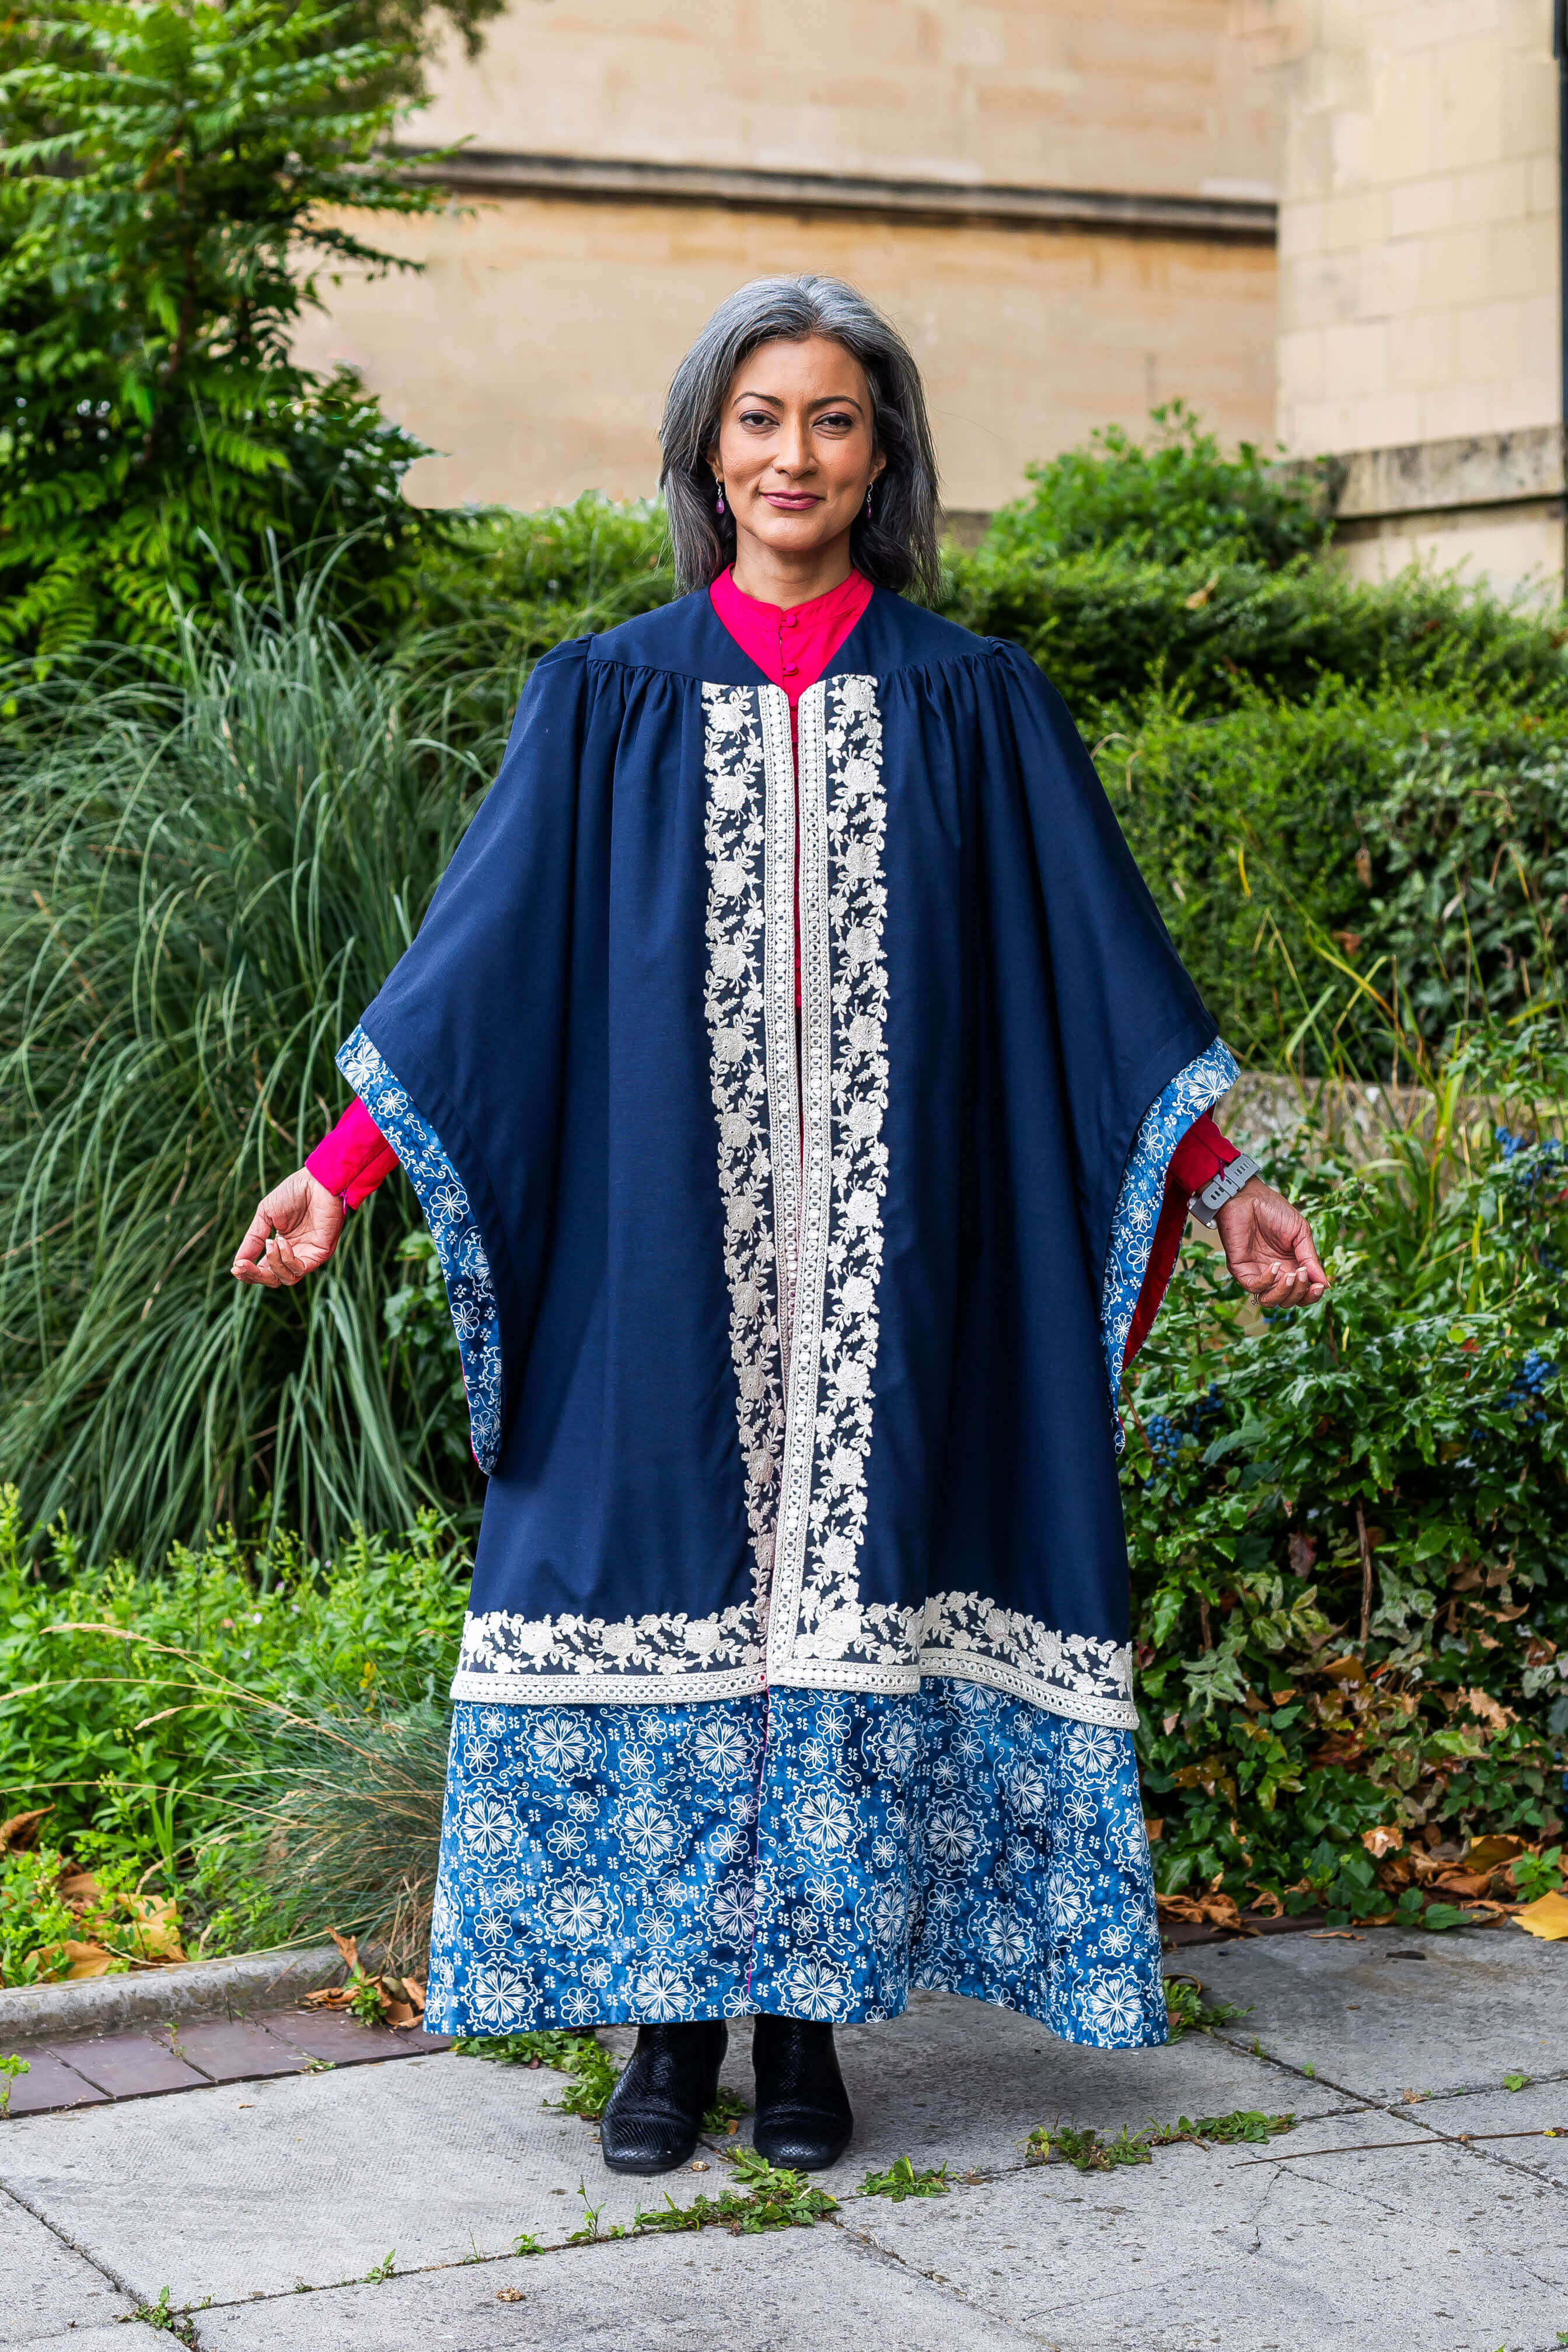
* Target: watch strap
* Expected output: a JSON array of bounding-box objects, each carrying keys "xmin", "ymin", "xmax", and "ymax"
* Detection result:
[{"xmin": 1189, "ymin": 1150, "xmax": 1260, "ymax": 1226}]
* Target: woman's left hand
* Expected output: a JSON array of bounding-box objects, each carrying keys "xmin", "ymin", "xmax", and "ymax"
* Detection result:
[{"xmin": 1214, "ymin": 1177, "xmax": 1329, "ymax": 1310}]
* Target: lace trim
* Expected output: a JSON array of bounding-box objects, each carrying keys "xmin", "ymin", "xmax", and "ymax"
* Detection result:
[
  {"xmin": 701, "ymin": 683, "xmax": 790, "ymax": 1627},
  {"xmin": 1100, "ymin": 1038, "xmax": 1239, "ymax": 1437},
  {"xmin": 769, "ymin": 675, "xmax": 902, "ymax": 1677},
  {"xmin": 337, "ymin": 1025, "xmax": 505, "ymax": 1474},
  {"xmin": 449, "ymin": 1595, "xmax": 1132, "ymax": 1722},
  {"xmin": 452, "ymin": 1600, "xmax": 765, "ymax": 1705}
]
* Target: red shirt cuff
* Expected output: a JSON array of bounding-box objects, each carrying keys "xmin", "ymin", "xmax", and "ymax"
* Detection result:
[
  {"xmin": 305, "ymin": 1097, "xmax": 397, "ymax": 1208},
  {"xmin": 1167, "ymin": 1111, "xmax": 1237, "ymax": 1196}
]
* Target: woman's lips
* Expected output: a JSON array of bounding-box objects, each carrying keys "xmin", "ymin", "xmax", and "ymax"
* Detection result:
[{"xmin": 762, "ymin": 491, "xmax": 820, "ymax": 510}]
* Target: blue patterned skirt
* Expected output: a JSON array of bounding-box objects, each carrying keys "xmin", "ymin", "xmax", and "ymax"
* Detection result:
[{"xmin": 425, "ymin": 1678, "xmax": 1167, "ymax": 2049}]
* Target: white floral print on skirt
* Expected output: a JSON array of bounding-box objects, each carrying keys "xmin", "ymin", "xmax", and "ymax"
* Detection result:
[{"xmin": 424, "ymin": 1680, "xmax": 1167, "ymax": 2049}]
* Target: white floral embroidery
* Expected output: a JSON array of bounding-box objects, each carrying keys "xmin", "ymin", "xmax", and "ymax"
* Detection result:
[
  {"xmin": 451, "ymin": 1602, "xmax": 763, "ymax": 1705},
  {"xmin": 919, "ymin": 1593, "xmax": 1137, "ymax": 1728},
  {"xmin": 337, "ymin": 1024, "xmax": 504, "ymax": 1472},
  {"xmin": 701, "ymin": 683, "xmax": 792, "ymax": 1624},
  {"xmin": 771, "ymin": 676, "xmax": 909, "ymax": 1683},
  {"xmin": 1101, "ymin": 1037, "xmax": 1239, "ymax": 1428}
]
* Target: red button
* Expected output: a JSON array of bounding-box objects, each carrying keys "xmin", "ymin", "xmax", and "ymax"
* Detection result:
[
  {"xmin": 784, "ymin": 615, "xmax": 798, "ymax": 628},
  {"xmin": 783, "ymin": 664, "xmax": 798, "ymax": 676}
]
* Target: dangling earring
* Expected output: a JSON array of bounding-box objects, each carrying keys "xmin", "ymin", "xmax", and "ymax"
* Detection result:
[
  {"xmin": 715, "ymin": 483, "xmax": 726, "ymax": 515},
  {"xmin": 865, "ymin": 484, "xmax": 874, "ymax": 518}
]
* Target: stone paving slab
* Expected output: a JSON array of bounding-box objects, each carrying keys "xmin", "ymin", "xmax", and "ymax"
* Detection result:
[
  {"xmin": 193, "ymin": 2227, "xmax": 1036, "ymax": 2352},
  {"xmin": 50, "ymin": 2031, "xmax": 208, "ymax": 2101},
  {"xmin": 268, "ymin": 2010, "xmax": 453, "ymax": 2067},
  {"xmin": 154, "ymin": 2018, "xmax": 313, "ymax": 2084},
  {"xmin": 22, "ymin": 2331, "xmax": 176, "ymax": 2351},
  {"xmin": 0, "ymin": 2053, "xmax": 727, "ymax": 2306},
  {"xmin": 0, "ymin": 2187, "xmax": 131, "ymax": 2346},
  {"xmin": 3, "ymin": 2051, "xmax": 108, "ymax": 2117},
  {"xmin": 1196, "ymin": 1924, "xmax": 1567, "ymax": 2101},
  {"xmin": 1390, "ymin": 2079, "xmax": 1568, "ymax": 2190},
  {"xmin": 843, "ymin": 2102, "xmax": 1568, "ymax": 2351}
]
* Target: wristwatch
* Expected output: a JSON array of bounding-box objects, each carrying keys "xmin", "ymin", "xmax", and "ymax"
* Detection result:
[{"xmin": 1188, "ymin": 1150, "xmax": 1260, "ymax": 1227}]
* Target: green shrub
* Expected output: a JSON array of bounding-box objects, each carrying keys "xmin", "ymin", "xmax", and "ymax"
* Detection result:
[
  {"xmin": 980, "ymin": 402, "xmax": 1328, "ymax": 572},
  {"xmin": 1361, "ymin": 721, "xmax": 1568, "ymax": 1039},
  {"xmin": 944, "ymin": 547, "xmax": 1568, "ymax": 728},
  {"xmin": 0, "ymin": 0, "xmax": 450, "ymax": 658},
  {"xmin": 1127, "ymin": 1034, "xmax": 1568, "ymax": 1923},
  {"xmin": 407, "ymin": 495, "xmax": 677, "ymax": 736},
  {"xmin": 1108, "ymin": 692, "xmax": 1568, "ymax": 1070}
]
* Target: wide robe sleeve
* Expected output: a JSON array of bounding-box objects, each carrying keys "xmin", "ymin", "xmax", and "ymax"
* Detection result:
[{"xmin": 334, "ymin": 640, "xmax": 599, "ymax": 1471}]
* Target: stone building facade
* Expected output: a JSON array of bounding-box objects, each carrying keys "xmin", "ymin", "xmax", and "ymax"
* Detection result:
[
  {"xmin": 298, "ymin": 1, "xmax": 1567, "ymax": 595},
  {"xmin": 298, "ymin": 1, "xmax": 1283, "ymax": 521}
]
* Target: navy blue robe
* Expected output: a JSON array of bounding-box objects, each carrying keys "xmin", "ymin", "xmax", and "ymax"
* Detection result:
[{"xmin": 340, "ymin": 587, "xmax": 1237, "ymax": 2042}]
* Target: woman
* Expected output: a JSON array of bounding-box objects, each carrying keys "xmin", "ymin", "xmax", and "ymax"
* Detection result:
[{"xmin": 232, "ymin": 277, "xmax": 1326, "ymax": 2177}]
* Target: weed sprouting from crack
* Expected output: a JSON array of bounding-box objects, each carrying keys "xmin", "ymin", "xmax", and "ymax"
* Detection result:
[
  {"xmin": 860, "ymin": 2156, "xmax": 951, "ymax": 2201},
  {"xmin": 1026, "ymin": 2110, "xmax": 1296, "ymax": 2172},
  {"xmin": 123, "ymin": 2285, "xmax": 199, "ymax": 2344}
]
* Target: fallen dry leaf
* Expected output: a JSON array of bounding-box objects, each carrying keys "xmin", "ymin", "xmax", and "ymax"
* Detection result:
[
  {"xmin": 1361, "ymin": 1826, "xmax": 1403, "ymax": 1859},
  {"xmin": 1320, "ymin": 1655, "xmax": 1369, "ymax": 1687},
  {"xmin": 1430, "ymin": 1868, "xmax": 1494, "ymax": 1900},
  {"xmin": 1144, "ymin": 1817, "xmax": 1164, "ymax": 1844},
  {"xmin": 1307, "ymin": 1931, "xmax": 1363, "ymax": 1941},
  {"xmin": 1246, "ymin": 1888, "xmax": 1284, "ymax": 1920},
  {"xmin": 0, "ymin": 1807, "xmax": 52, "ymax": 1854},
  {"xmin": 1514, "ymin": 1892, "xmax": 1568, "ymax": 1941},
  {"xmin": 302, "ymin": 1985, "xmax": 356, "ymax": 2011},
  {"xmin": 1156, "ymin": 1889, "xmax": 1243, "ymax": 1930},
  {"xmin": 329, "ymin": 1929, "xmax": 359, "ymax": 1971},
  {"xmin": 1465, "ymin": 1834, "xmax": 1528, "ymax": 1873},
  {"xmin": 64, "ymin": 1939, "xmax": 116, "ymax": 1979}
]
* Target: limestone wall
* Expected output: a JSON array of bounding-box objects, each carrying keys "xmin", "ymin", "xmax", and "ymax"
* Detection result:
[
  {"xmin": 297, "ymin": 0, "xmax": 1287, "ymax": 514},
  {"xmin": 1272, "ymin": 0, "xmax": 1559, "ymax": 458},
  {"xmin": 296, "ymin": 199, "xmax": 1279, "ymax": 515}
]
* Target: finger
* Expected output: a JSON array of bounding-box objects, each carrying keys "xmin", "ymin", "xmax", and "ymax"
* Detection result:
[
  {"xmin": 1294, "ymin": 1231, "xmax": 1329, "ymax": 1288},
  {"xmin": 231, "ymin": 1206, "xmax": 275, "ymax": 1273},
  {"xmin": 270, "ymin": 1230, "xmax": 308, "ymax": 1283},
  {"xmin": 236, "ymin": 1249, "xmax": 281, "ymax": 1289}
]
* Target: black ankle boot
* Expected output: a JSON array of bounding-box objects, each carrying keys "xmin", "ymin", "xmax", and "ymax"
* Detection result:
[
  {"xmin": 750, "ymin": 2014, "xmax": 853, "ymax": 2170},
  {"xmin": 599, "ymin": 2020, "xmax": 727, "ymax": 2175}
]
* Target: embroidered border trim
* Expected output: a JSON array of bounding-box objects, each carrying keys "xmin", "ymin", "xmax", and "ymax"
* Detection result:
[
  {"xmin": 337, "ymin": 1024, "xmax": 505, "ymax": 1474},
  {"xmin": 1099, "ymin": 1037, "xmax": 1240, "ymax": 1433},
  {"xmin": 451, "ymin": 1603, "xmax": 766, "ymax": 1705},
  {"xmin": 701, "ymin": 683, "xmax": 790, "ymax": 1626},
  {"xmin": 767, "ymin": 675, "xmax": 905, "ymax": 1683}
]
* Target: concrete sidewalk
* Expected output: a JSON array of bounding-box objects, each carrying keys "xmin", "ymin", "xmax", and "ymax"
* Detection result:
[{"xmin": 1, "ymin": 1926, "xmax": 1563, "ymax": 2352}]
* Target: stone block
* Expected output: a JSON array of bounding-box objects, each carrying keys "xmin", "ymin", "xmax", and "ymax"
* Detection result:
[
  {"xmin": 1193, "ymin": 1925, "xmax": 1568, "ymax": 2101},
  {"xmin": 47, "ymin": 2033, "xmax": 207, "ymax": 2102},
  {"xmin": 844, "ymin": 2106, "xmax": 1568, "ymax": 2350},
  {"xmin": 0, "ymin": 2188, "xmax": 132, "ymax": 2344},
  {"xmin": 1, "ymin": 2052, "xmax": 107, "ymax": 2118},
  {"xmin": 156, "ymin": 2021, "xmax": 311, "ymax": 2084}
]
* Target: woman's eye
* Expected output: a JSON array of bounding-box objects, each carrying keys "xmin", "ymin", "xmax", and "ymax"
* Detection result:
[
  {"xmin": 817, "ymin": 412, "xmax": 855, "ymax": 431},
  {"xmin": 738, "ymin": 409, "xmax": 777, "ymax": 429}
]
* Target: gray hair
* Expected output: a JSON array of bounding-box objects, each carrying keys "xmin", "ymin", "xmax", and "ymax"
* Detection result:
[{"xmin": 658, "ymin": 275, "xmax": 942, "ymax": 602}]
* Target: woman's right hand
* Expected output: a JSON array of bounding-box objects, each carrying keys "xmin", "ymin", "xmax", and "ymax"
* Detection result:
[{"xmin": 231, "ymin": 1170, "xmax": 345, "ymax": 1289}]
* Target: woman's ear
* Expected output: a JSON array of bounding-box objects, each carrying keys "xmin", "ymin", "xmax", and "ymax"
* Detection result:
[{"xmin": 869, "ymin": 447, "xmax": 888, "ymax": 484}]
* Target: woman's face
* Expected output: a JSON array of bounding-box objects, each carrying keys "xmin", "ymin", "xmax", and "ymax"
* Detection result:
[{"xmin": 707, "ymin": 335, "xmax": 885, "ymax": 568}]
